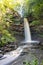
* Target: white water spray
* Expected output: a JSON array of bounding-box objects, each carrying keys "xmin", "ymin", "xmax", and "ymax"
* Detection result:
[
  {"xmin": 23, "ymin": 18, "xmax": 40, "ymax": 44},
  {"xmin": 24, "ymin": 18, "xmax": 31, "ymax": 42},
  {"xmin": 17, "ymin": 0, "xmax": 23, "ymax": 17}
]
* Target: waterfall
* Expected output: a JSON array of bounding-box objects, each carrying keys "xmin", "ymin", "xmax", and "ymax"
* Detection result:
[
  {"xmin": 24, "ymin": 18, "xmax": 31, "ymax": 42},
  {"xmin": 15, "ymin": 0, "xmax": 39, "ymax": 44},
  {"xmin": 23, "ymin": 18, "xmax": 40, "ymax": 44}
]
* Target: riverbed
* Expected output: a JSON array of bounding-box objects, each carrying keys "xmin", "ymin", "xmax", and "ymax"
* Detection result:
[{"xmin": 11, "ymin": 47, "xmax": 43, "ymax": 65}]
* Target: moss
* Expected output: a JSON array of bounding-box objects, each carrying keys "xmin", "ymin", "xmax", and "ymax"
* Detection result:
[{"xmin": 30, "ymin": 20, "xmax": 41, "ymax": 26}]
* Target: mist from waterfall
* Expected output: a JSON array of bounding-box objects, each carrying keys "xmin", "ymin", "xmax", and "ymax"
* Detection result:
[
  {"xmin": 17, "ymin": 0, "xmax": 23, "ymax": 17},
  {"xmin": 24, "ymin": 18, "xmax": 31, "ymax": 42},
  {"xmin": 19, "ymin": 4, "xmax": 23, "ymax": 17}
]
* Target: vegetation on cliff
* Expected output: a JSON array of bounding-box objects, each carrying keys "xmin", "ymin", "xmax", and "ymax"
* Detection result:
[{"xmin": 0, "ymin": 0, "xmax": 43, "ymax": 46}]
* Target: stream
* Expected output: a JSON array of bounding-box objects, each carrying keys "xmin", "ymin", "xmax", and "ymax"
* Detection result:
[{"xmin": 12, "ymin": 48, "xmax": 43, "ymax": 65}]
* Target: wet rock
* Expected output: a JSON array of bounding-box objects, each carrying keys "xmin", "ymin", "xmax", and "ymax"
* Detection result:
[
  {"xmin": 20, "ymin": 52, "xmax": 28, "ymax": 56},
  {"xmin": 0, "ymin": 50, "xmax": 3, "ymax": 58},
  {"xmin": 4, "ymin": 48, "xmax": 12, "ymax": 52},
  {"xmin": 0, "ymin": 54, "xmax": 3, "ymax": 58}
]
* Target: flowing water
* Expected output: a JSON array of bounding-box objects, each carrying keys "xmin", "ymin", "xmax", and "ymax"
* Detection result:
[
  {"xmin": 24, "ymin": 18, "xmax": 31, "ymax": 42},
  {"xmin": 23, "ymin": 18, "xmax": 40, "ymax": 44},
  {"xmin": 17, "ymin": 0, "xmax": 23, "ymax": 17}
]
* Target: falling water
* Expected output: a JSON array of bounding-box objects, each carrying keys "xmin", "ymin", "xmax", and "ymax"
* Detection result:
[
  {"xmin": 23, "ymin": 18, "xmax": 39, "ymax": 44},
  {"xmin": 17, "ymin": 1, "xmax": 23, "ymax": 17},
  {"xmin": 15, "ymin": 0, "xmax": 39, "ymax": 44},
  {"xmin": 24, "ymin": 18, "xmax": 31, "ymax": 42}
]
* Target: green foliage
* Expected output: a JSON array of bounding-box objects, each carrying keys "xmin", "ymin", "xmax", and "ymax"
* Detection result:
[
  {"xmin": 31, "ymin": 59, "xmax": 38, "ymax": 65},
  {"xmin": 0, "ymin": 0, "xmax": 20, "ymax": 14},
  {"xmin": 23, "ymin": 59, "xmax": 38, "ymax": 65},
  {"xmin": 31, "ymin": 0, "xmax": 43, "ymax": 19},
  {"xmin": 22, "ymin": 0, "xmax": 43, "ymax": 28},
  {"xmin": 40, "ymin": 60, "xmax": 43, "ymax": 65},
  {"xmin": 0, "ymin": 0, "xmax": 43, "ymax": 46},
  {"xmin": 30, "ymin": 20, "xmax": 40, "ymax": 26},
  {"xmin": 23, "ymin": 0, "xmax": 43, "ymax": 19},
  {"xmin": 0, "ymin": 11, "xmax": 15, "ymax": 46},
  {"xmin": 23, "ymin": 59, "xmax": 43, "ymax": 65},
  {"xmin": 0, "ymin": 0, "xmax": 21, "ymax": 46}
]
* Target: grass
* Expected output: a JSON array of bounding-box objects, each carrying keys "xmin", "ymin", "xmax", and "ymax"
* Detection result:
[
  {"xmin": 23, "ymin": 59, "xmax": 43, "ymax": 65},
  {"xmin": 23, "ymin": 59, "xmax": 38, "ymax": 65}
]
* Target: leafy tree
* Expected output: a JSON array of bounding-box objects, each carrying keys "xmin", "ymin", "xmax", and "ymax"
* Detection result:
[
  {"xmin": 0, "ymin": 0, "xmax": 21, "ymax": 46},
  {"xmin": 23, "ymin": 0, "xmax": 43, "ymax": 25}
]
